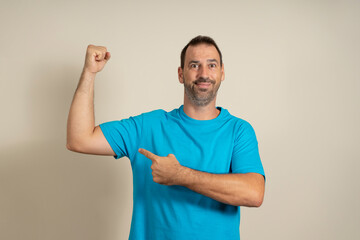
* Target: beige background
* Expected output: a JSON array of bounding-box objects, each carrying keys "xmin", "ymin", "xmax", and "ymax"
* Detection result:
[{"xmin": 1, "ymin": 0, "xmax": 359, "ymax": 239}]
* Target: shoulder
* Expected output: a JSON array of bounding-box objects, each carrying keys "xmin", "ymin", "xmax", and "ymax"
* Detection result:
[
  {"xmin": 221, "ymin": 108, "xmax": 256, "ymax": 136},
  {"xmin": 140, "ymin": 109, "xmax": 168, "ymax": 119},
  {"xmin": 233, "ymin": 117, "xmax": 254, "ymax": 131},
  {"xmin": 139, "ymin": 108, "xmax": 179, "ymax": 123}
]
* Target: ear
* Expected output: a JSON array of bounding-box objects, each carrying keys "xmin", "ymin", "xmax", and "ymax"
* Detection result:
[
  {"xmin": 221, "ymin": 63, "xmax": 225, "ymax": 82},
  {"xmin": 178, "ymin": 67, "xmax": 184, "ymax": 84}
]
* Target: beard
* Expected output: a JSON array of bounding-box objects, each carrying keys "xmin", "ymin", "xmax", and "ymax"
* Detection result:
[{"xmin": 184, "ymin": 77, "xmax": 221, "ymax": 107}]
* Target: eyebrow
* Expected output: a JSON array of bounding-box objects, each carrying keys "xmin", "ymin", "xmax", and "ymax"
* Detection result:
[
  {"xmin": 188, "ymin": 59, "xmax": 219, "ymax": 65},
  {"xmin": 188, "ymin": 60, "xmax": 200, "ymax": 65},
  {"xmin": 207, "ymin": 59, "xmax": 218, "ymax": 64}
]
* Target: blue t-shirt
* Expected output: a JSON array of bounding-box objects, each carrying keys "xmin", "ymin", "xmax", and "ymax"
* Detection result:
[{"xmin": 99, "ymin": 105, "xmax": 265, "ymax": 240}]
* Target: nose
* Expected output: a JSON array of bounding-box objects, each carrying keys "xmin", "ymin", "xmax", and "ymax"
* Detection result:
[{"xmin": 198, "ymin": 65, "xmax": 209, "ymax": 79}]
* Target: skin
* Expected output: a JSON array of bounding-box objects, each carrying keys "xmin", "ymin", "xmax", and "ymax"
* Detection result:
[
  {"xmin": 179, "ymin": 44, "xmax": 225, "ymax": 120},
  {"xmin": 67, "ymin": 45, "xmax": 114, "ymax": 155},
  {"xmin": 67, "ymin": 43, "xmax": 265, "ymax": 207}
]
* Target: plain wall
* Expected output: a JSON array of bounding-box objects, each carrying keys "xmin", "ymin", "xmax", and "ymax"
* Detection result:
[{"xmin": 0, "ymin": 0, "xmax": 359, "ymax": 239}]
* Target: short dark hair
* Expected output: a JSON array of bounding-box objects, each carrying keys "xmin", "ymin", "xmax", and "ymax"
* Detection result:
[{"xmin": 180, "ymin": 35, "xmax": 223, "ymax": 69}]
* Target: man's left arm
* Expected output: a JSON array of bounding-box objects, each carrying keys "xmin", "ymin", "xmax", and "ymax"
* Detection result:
[{"xmin": 139, "ymin": 148, "xmax": 265, "ymax": 207}]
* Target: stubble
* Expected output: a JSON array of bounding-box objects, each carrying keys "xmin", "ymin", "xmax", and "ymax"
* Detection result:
[{"xmin": 184, "ymin": 77, "xmax": 221, "ymax": 107}]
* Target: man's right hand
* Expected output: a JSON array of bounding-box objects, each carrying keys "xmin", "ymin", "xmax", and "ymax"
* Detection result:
[{"xmin": 83, "ymin": 45, "xmax": 111, "ymax": 73}]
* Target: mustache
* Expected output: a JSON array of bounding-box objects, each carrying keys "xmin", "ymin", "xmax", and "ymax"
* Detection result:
[{"xmin": 194, "ymin": 78, "xmax": 215, "ymax": 84}]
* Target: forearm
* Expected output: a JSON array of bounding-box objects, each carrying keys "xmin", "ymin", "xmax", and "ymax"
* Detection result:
[
  {"xmin": 66, "ymin": 70, "xmax": 96, "ymax": 148},
  {"xmin": 177, "ymin": 167, "xmax": 265, "ymax": 207}
]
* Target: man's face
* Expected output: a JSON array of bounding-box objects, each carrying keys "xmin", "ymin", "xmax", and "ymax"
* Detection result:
[{"xmin": 178, "ymin": 43, "xmax": 225, "ymax": 107}]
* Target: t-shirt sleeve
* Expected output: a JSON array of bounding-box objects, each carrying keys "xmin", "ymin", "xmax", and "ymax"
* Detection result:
[
  {"xmin": 99, "ymin": 114, "xmax": 143, "ymax": 160},
  {"xmin": 231, "ymin": 121, "xmax": 265, "ymax": 179}
]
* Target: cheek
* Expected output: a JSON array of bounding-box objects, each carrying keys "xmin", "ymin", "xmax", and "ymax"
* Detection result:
[
  {"xmin": 213, "ymin": 70, "xmax": 223, "ymax": 79},
  {"xmin": 184, "ymin": 73, "xmax": 196, "ymax": 82}
]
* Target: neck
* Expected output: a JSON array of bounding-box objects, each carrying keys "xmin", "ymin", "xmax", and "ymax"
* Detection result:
[{"xmin": 183, "ymin": 95, "xmax": 220, "ymax": 120}]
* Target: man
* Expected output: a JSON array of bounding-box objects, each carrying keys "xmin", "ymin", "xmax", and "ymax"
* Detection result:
[{"xmin": 67, "ymin": 36, "xmax": 265, "ymax": 240}]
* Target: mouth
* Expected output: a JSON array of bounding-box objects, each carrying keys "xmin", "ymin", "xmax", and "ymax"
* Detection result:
[
  {"xmin": 195, "ymin": 82, "xmax": 212, "ymax": 88},
  {"xmin": 194, "ymin": 79, "xmax": 215, "ymax": 89}
]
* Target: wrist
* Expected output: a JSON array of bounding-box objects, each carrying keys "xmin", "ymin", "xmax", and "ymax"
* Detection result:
[
  {"xmin": 82, "ymin": 68, "xmax": 97, "ymax": 77},
  {"xmin": 174, "ymin": 165, "xmax": 190, "ymax": 186}
]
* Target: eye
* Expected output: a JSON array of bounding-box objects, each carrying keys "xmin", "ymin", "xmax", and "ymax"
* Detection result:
[
  {"xmin": 190, "ymin": 64, "xmax": 199, "ymax": 69},
  {"xmin": 209, "ymin": 63, "xmax": 217, "ymax": 68}
]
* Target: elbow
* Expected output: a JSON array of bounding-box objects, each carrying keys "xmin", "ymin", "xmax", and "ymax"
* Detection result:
[
  {"xmin": 66, "ymin": 133, "xmax": 85, "ymax": 152},
  {"xmin": 246, "ymin": 176, "xmax": 265, "ymax": 207},
  {"xmin": 233, "ymin": 191, "xmax": 264, "ymax": 207},
  {"xmin": 66, "ymin": 132, "xmax": 75, "ymax": 151},
  {"xmin": 66, "ymin": 142, "xmax": 74, "ymax": 151},
  {"xmin": 66, "ymin": 142, "xmax": 76, "ymax": 152},
  {"xmin": 66, "ymin": 139, "xmax": 82, "ymax": 152},
  {"xmin": 251, "ymin": 190, "xmax": 265, "ymax": 207},
  {"xmin": 252, "ymin": 194, "xmax": 264, "ymax": 208},
  {"xmin": 66, "ymin": 130, "xmax": 94, "ymax": 153}
]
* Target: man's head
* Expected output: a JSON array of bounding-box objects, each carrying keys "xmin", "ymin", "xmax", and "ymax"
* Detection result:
[
  {"xmin": 178, "ymin": 36, "xmax": 225, "ymax": 107},
  {"xmin": 180, "ymin": 36, "xmax": 223, "ymax": 70}
]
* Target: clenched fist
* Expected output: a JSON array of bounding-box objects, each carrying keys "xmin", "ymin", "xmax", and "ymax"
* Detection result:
[{"xmin": 83, "ymin": 45, "xmax": 111, "ymax": 74}]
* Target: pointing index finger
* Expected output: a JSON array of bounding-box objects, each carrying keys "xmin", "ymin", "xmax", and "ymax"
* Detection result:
[{"xmin": 138, "ymin": 148, "xmax": 158, "ymax": 162}]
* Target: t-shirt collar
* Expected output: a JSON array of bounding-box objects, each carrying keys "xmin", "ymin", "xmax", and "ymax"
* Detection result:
[{"xmin": 178, "ymin": 105, "xmax": 228, "ymax": 125}]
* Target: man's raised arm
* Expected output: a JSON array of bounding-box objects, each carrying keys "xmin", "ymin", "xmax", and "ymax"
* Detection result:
[{"xmin": 66, "ymin": 45, "xmax": 115, "ymax": 156}]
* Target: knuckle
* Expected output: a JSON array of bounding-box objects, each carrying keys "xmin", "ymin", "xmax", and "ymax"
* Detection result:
[{"xmin": 97, "ymin": 46, "xmax": 107, "ymax": 52}]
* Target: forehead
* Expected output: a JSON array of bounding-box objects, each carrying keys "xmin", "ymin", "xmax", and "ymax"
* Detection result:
[{"xmin": 185, "ymin": 44, "xmax": 220, "ymax": 63}]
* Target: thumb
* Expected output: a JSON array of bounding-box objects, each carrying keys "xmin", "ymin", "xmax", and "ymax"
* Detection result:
[{"xmin": 104, "ymin": 52, "xmax": 111, "ymax": 61}]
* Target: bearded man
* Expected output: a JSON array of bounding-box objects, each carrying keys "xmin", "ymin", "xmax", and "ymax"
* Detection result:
[{"xmin": 66, "ymin": 35, "xmax": 266, "ymax": 240}]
